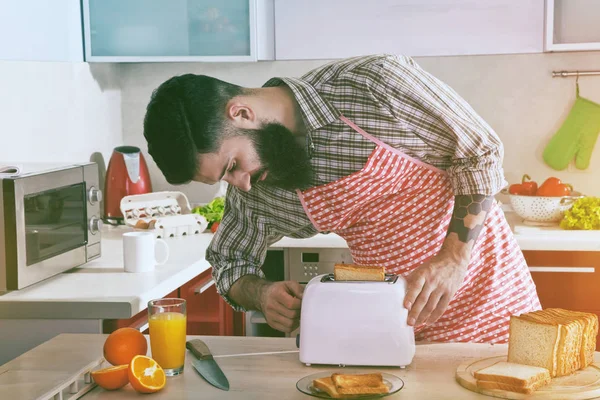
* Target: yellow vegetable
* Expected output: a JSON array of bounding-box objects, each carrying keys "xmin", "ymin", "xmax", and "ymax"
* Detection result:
[{"xmin": 560, "ymin": 197, "xmax": 600, "ymax": 230}]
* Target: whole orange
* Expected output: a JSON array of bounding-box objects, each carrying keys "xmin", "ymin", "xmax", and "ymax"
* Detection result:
[{"xmin": 103, "ymin": 327, "xmax": 148, "ymax": 366}]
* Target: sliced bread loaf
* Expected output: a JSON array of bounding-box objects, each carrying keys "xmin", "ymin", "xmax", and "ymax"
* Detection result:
[{"xmin": 508, "ymin": 308, "xmax": 598, "ymax": 378}]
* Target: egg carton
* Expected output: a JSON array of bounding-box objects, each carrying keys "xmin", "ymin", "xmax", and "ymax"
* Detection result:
[{"xmin": 120, "ymin": 191, "xmax": 208, "ymax": 238}]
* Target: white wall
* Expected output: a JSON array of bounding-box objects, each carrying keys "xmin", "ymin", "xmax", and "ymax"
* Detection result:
[
  {"xmin": 120, "ymin": 51, "xmax": 600, "ymax": 203},
  {"xmin": 0, "ymin": 61, "xmax": 122, "ymax": 168}
]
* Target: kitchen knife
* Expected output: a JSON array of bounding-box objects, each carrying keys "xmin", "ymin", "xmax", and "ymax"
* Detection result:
[{"xmin": 186, "ymin": 339, "xmax": 230, "ymax": 391}]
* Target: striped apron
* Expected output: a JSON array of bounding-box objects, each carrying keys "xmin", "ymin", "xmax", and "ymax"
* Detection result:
[{"xmin": 296, "ymin": 116, "xmax": 541, "ymax": 343}]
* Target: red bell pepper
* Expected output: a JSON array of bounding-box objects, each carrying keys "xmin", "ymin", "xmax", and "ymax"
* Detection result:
[
  {"xmin": 508, "ymin": 174, "xmax": 538, "ymax": 196},
  {"xmin": 536, "ymin": 177, "xmax": 573, "ymax": 197}
]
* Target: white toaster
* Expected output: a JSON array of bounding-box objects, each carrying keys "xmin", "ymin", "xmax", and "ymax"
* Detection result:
[{"xmin": 298, "ymin": 273, "xmax": 416, "ymax": 368}]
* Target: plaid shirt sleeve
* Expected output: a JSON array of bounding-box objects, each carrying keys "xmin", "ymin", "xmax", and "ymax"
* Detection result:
[
  {"xmin": 370, "ymin": 56, "xmax": 507, "ymax": 196},
  {"xmin": 205, "ymin": 186, "xmax": 283, "ymax": 312}
]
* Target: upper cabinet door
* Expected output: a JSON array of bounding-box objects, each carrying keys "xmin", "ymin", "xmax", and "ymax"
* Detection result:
[
  {"xmin": 82, "ymin": 0, "xmax": 259, "ymax": 62},
  {"xmin": 274, "ymin": 0, "xmax": 545, "ymax": 60},
  {"xmin": 545, "ymin": 0, "xmax": 600, "ymax": 51},
  {"xmin": 0, "ymin": 0, "xmax": 83, "ymax": 62}
]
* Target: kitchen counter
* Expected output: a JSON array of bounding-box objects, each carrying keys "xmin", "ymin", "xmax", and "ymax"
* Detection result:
[
  {"xmin": 0, "ymin": 333, "xmax": 561, "ymax": 400},
  {"xmin": 0, "ymin": 226, "xmax": 213, "ymax": 320}
]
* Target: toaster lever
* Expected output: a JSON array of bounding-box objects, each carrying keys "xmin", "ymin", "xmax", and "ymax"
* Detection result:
[{"xmin": 296, "ymin": 334, "xmax": 300, "ymax": 349}]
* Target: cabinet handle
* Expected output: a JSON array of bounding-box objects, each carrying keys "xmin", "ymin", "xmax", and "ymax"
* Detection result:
[
  {"xmin": 529, "ymin": 266, "xmax": 595, "ymax": 273},
  {"xmin": 194, "ymin": 279, "xmax": 215, "ymax": 294}
]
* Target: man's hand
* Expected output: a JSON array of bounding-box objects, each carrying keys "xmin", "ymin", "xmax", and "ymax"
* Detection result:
[
  {"xmin": 259, "ymin": 281, "xmax": 304, "ymax": 333},
  {"xmin": 404, "ymin": 254, "xmax": 468, "ymax": 327}
]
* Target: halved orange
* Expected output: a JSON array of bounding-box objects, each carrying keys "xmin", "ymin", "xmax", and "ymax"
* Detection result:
[
  {"xmin": 128, "ymin": 355, "xmax": 166, "ymax": 393},
  {"xmin": 91, "ymin": 364, "xmax": 129, "ymax": 390}
]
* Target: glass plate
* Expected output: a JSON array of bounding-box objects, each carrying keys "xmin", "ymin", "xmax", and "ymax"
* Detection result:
[{"xmin": 296, "ymin": 370, "xmax": 404, "ymax": 399}]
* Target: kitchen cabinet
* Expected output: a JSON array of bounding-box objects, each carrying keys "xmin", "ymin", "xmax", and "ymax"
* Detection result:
[
  {"xmin": 274, "ymin": 0, "xmax": 544, "ymax": 60},
  {"xmin": 180, "ymin": 268, "xmax": 245, "ymax": 336},
  {"xmin": 0, "ymin": 0, "xmax": 83, "ymax": 62},
  {"xmin": 82, "ymin": 0, "xmax": 274, "ymax": 62},
  {"xmin": 523, "ymin": 250, "xmax": 600, "ymax": 350},
  {"xmin": 545, "ymin": 0, "xmax": 600, "ymax": 52}
]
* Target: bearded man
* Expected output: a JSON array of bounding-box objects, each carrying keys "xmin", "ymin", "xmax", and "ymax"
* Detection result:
[{"xmin": 142, "ymin": 54, "xmax": 541, "ymax": 342}]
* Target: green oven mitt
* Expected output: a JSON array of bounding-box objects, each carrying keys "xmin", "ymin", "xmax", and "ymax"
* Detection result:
[{"xmin": 543, "ymin": 84, "xmax": 600, "ymax": 170}]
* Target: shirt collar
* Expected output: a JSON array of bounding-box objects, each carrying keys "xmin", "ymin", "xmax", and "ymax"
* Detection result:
[{"xmin": 262, "ymin": 77, "xmax": 340, "ymax": 132}]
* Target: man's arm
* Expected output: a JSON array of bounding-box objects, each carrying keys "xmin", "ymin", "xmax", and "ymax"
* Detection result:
[
  {"xmin": 403, "ymin": 194, "xmax": 495, "ymax": 326},
  {"xmin": 207, "ymin": 187, "xmax": 304, "ymax": 333},
  {"xmin": 445, "ymin": 194, "xmax": 495, "ymax": 258}
]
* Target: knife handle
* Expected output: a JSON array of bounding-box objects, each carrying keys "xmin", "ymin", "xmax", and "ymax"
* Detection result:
[{"xmin": 186, "ymin": 339, "xmax": 214, "ymax": 361}]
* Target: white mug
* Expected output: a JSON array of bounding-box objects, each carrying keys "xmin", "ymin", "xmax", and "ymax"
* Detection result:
[{"xmin": 123, "ymin": 231, "xmax": 169, "ymax": 273}]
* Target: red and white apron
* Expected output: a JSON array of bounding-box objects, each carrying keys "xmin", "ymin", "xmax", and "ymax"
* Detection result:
[{"xmin": 296, "ymin": 116, "xmax": 541, "ymax": 343}]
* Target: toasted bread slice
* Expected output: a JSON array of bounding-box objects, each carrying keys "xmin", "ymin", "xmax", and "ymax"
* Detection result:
[
  {"xmin": 331, "ymin": 373, "xmax": 389, "ymax": 395},
  {"xmin": 334, "ymin": 264, "xmax": 385, "ymax": 281},
  {"xmin": 331, "ymin": 372, "xmax": 384, "ymax": 388},
  {"xmin": 313, "ymin": 377, "xmax": 341, "ymax": 398}
]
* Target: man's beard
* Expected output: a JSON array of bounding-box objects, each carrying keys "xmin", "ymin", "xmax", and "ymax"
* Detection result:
[{"xmin": 244, "ymin": 122, "xmax": 314, "ymax": 190}]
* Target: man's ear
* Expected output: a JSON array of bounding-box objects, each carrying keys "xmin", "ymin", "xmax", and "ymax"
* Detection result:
[{"xmin": 227, "ymin": 99, "xmax": 256, "ymax": 128}]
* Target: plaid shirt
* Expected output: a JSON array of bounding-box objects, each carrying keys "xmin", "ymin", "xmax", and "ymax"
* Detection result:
[{"xmin": 206, "ymin": 54, "xmax": 507, "ymax": 311}]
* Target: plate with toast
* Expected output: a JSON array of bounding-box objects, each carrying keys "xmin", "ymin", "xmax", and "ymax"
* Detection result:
[{"xmin": 296, "ymin": 370, "xmax": 404, "ymax": 399}]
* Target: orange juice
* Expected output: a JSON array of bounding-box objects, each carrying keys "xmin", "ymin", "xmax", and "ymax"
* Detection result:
[{"xmin": 148, "ymin": 312, "xmax": 187, "ymax": 370}]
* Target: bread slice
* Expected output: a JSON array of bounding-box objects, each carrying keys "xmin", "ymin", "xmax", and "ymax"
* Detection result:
[
  {"xmin": 331, "ymin": 372, "xmax": 384, "ymax": 388},
  {"xmin": 313, "ymin": 377, "xmax": 341, "ymax": 398},
  {"xmin": 476, "ymin": 379, "xmax": 549, "ymax": 395},
  {"xmin": 331, "ymin": 373, "xmax": 389, "ymax": 395},
  {"xmin": 334, "ymin": 264, "xmax": 385, "ymax": 281},
  {"xmin": 473, "ymin": 362, "xmax": 551, "ymax": 388}
]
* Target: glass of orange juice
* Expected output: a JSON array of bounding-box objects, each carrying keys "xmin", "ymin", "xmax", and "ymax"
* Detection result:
[{"xmin": 148, "ymin": 298, "xmax": 187, "ymax": 376}]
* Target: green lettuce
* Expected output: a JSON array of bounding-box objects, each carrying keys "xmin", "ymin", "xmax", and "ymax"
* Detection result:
[{"xmin": 191, "ymin": 197, "xmax": 225, "ymax": 224}]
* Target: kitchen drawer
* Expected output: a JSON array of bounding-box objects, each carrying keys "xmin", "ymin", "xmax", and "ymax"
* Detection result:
[{"xmin": 523, "ymin": 250, "xmax": 600, "ymax": 350}]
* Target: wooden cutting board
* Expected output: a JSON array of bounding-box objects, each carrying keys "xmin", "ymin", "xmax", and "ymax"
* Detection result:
[{"xmin": 456, "ymin": 355, "xmax": 600, "ymax": 399}]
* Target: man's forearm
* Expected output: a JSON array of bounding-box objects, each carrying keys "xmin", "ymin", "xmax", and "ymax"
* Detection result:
[
  {"xmin": 440, "ymin": 194, "xmax": 495, "ymax": 265},
  {"xmin": 227, "ymin": 275, "xmax": 270, "ymax": 312}
]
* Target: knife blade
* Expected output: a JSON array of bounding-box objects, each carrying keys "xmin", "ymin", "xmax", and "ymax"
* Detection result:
[{"xmin": 186, "ymin": 339, "xmax": 230, "ymax": 391}]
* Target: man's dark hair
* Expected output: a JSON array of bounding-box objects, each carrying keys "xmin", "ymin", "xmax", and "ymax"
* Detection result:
[{"xmin": 143, "ymin": 74, "xmax": 243, "ymax": 184}]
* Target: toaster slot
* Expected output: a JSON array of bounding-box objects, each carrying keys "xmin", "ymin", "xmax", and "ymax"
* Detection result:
[{"xmin": 320, "ymin": 273, "xmax": 398, "ymax": 283}]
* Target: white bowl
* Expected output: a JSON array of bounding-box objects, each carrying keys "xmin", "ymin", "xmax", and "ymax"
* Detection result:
[{"xmin": 502, "ymin": 189, "xmax": 584, "ymax": 225}]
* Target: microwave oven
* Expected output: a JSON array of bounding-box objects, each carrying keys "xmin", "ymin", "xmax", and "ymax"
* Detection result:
[{"xmin": 0, "ymin": 162, "xmax": 103, "ymax": 291}]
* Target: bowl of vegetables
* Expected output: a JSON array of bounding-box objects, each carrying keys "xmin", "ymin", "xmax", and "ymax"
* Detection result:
[
  {"xmin": 502, "ymin": 175, "xmax": 584, "ymax": 225},
  {"xmin": 191, "ymin": 197, "xmax": 225, "ymax": 233}
]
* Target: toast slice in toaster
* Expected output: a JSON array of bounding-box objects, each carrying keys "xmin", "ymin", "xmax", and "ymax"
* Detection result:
[
  {"xmin": 313, "ymin": 377, "xmax": 341, "ymax": 398},
  {"xmin": 331, "ymin": 373, "xmax": 389, "ymax": 395},
  {"xmin": 334, "ymin": 264, "xmax": 385, "ymax": 281}
]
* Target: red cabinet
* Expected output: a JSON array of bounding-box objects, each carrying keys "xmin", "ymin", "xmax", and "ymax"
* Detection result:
[
  {"xmin": 523, "ymin": 250, "xmax": 600, "ymax": 350},
  {"xmin": 180, "ymin": 268, "xmax": 245, "ymax": 336}
]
